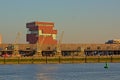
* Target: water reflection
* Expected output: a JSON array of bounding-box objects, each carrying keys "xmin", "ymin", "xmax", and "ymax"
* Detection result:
[
  {"xmin": 37, "ymin": 73, "xmax": 52, "ymax": 80},
  {"xmin": 0, "ymin": 63, "xmax": 120, "ymax": 80},
  {"xmin": 36, "ymin": 65, "xmax": 60, "ymax": 80}
]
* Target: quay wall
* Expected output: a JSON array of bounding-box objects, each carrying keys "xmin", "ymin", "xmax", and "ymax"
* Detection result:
[{"xmin": 0, "ymin": 56, "xmax": 120, "ymax": 64}]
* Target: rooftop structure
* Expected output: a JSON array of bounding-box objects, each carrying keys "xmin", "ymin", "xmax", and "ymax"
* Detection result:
[{"xmin": 26, "ymin": 21, "xmax": 57, "ymax": 45}]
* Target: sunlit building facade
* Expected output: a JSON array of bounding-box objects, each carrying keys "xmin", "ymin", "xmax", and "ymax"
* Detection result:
[{"xmin": 26, "ymin": 21, "xmax": 57, "ymax": 45}]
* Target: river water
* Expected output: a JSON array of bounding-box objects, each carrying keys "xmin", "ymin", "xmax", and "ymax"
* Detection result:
[{"xmin": 0, "ymin": 63, "xmax": 120, "ymax": 80}]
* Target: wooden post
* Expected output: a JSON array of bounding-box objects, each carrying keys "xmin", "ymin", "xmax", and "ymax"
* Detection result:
[
  {"xmin": 72, "ymin": 55, "xmax": 74, "ymax": 63},
  {"xmin": 111, "ymin": 55, "xmax": 112, "ymax": 62},
  {"xmin": 18, "ymin": 57, "xmax": 20, "ymax": 64},
  {"xmin": 98, "ymin": 56, "xmax": 100, "ymax": 63},
  {"xmin": 46, "ymin": 55, "xmax": 47, "ymax": 64},
  {"xmin": 59, "ymin": 56, "xmax": 61, "ymax": 63},
  {"xmin": 4, "ymin": 57, "xmax": 6, "ymax": 64},
  {"xmin": 85, "ymin": 56, "xmax": 87, "ymax": 63},
  {"xmin": 32, "ymin": 57, "xmax": 34, "ymax": 64}
]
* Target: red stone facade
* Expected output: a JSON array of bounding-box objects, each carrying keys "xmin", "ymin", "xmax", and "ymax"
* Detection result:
[{"xmin": 26, "ymin": 21, "xmax": 57, "ymax": 45}]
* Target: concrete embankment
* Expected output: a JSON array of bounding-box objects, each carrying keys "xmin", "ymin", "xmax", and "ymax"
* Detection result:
[{"xmin": 0, "ymin": 56, "xmax": 120, "ymax": 64}]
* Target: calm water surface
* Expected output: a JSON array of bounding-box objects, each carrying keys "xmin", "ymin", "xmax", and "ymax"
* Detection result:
[{"xmin": 0, "ymin": 63, "xmax": 120, "ymax": 80}]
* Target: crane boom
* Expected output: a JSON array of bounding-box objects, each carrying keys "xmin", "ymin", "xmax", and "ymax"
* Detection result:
[
  {"xmin": 14, "ymin": 32, "xmax": 21, "ymax": 44},
  {"xmin": 57, "ymin": 31, "xmax": 64, "ymax": 56}
]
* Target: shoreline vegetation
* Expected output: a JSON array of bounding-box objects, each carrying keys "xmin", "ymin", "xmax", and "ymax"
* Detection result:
[{"xmin": 0, "ymin": 55, "xmax": 120, "ymax": 64}]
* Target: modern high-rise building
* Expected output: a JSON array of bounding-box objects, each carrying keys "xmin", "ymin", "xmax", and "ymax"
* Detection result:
[{"xmin": 26, "ymin": 21, "xmax": 57, "ymax": 45}]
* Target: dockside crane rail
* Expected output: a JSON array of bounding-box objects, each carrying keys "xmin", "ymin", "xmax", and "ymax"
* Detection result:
[{"xmin": 56, "ymin": 31, "xmax": 64, "ymax": 56}]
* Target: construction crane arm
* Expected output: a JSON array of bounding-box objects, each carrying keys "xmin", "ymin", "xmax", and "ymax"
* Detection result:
[
  {"xmin": 14, "ymin": 32, "xmax": 21, "ymax": 44},
  {"xmin": 57, "ymin": 31, "xmax": 64, "ymax": 53}
]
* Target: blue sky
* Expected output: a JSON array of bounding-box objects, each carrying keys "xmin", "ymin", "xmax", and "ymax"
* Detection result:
[{"xmin": 0, "ymin": 0, "xmax": 120, "ymax": 44}]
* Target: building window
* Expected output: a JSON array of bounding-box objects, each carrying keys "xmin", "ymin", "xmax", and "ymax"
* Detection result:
[
  {"xmin": 86, "ymin": 47, "xmax": 91, "ymax": 50},
  {"xmin": 97, "ymin": 46, "xmax": 101, "ymax": 50}
]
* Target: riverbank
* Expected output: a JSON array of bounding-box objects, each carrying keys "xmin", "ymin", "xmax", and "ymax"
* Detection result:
[{"xmin": 0, "ymin": 56, "xmax": 120, "ymax": 64}]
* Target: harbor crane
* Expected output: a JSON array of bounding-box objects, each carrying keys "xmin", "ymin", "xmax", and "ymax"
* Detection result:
[
  {"xmin": 56, "ymin": 31, "xmax": 64, "ymax": 56},
  {"xmin": 36, "ymin": 36, "xmax": 46, "ymax": 56},
  {"xmin": 13, "ymin": 32, "xmax": 21, "ymax": 57}
]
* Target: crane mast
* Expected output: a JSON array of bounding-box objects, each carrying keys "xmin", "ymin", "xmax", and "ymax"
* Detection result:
[
  {"xmin": 12, "ymin": 32, "xmax": 21, "ymax": 57},
  {"xmin": 36, "ymin": 36, "xmax": 46, "ymax": 56},
  {"xmin": 56, "ymin": 31, "xmax": 64, "ymax": 56}
]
